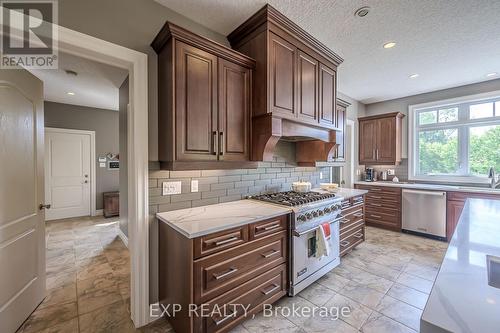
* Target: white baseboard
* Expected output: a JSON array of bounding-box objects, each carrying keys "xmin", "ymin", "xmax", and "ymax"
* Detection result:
[
  {"xmin": 94, "ymin": 209, "xmax": 103, "ymax": 216},
  {"xmin": 117, "ymin": 226, "xmax": 129, "ymax": 248}
]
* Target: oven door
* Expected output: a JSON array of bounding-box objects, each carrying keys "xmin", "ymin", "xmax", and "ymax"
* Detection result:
[{"xmin": 292, "ymin": 220, "xmax": 340, "ymax": 286}]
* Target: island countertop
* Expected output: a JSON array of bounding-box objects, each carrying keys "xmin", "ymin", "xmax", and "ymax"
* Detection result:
[
  {"xmin": 421, "ymin": 198, "xmax": 500, "ymax": 333},
  {"xmin": 156, "ymin": 199, "xmax": 292, "ymax": 238}
]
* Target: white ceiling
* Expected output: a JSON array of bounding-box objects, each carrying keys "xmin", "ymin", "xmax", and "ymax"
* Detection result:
[
  {"xmin": 29, "ymin": 52, "xmax": 128, "ymax": 110},
  {"xmin": 155, "ymin": 0, "xmax": 500, "ymax": 104}
]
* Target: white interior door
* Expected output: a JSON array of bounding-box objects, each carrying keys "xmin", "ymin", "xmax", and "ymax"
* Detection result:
[
  {"xmin": 0, "ymin": 70, "xmax": 46, "ymax": 333},
  {"xmin": 45, "ymin": 128, "xmax": 92, "ymax": 220}
]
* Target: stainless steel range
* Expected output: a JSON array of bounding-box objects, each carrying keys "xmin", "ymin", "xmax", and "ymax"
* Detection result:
[{"xmin": 249, "ymin": 191, "xmax": 343, "ymax": 295}]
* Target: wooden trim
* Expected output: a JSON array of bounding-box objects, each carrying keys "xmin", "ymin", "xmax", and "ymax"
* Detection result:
[
  {"xmin": 358, "ymin": 112, "xmax": 405, "ymax": 121},
  {"xmin": 152, "ymin": 22, "xmax": 256, "ymax": 68},
  {"xmin": 160, "ymin": 160, "xmax": 259, "ymax": 170},
  {"xmin": 228, "ymin": 4, "xmax": 343, "ymax": 66}
]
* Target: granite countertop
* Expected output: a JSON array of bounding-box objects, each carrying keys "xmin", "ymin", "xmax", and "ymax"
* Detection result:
[
  {"xmin": 421, "ymin": 199, "xmax": 500, "ymax": 333},
  {"xmin": 354, "ymin": 181, "xmax": 500, "ymax": 195},
  {"xmin": 156, "ymin": 199, "xmax": 292, "ymax": 238}
]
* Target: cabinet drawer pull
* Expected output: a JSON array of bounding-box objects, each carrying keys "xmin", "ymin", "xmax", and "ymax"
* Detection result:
[
  {"xmin": 212, "ymin": 131, "xmax": 218, "ymax": 155},
  {"xmin": 353, "ymin": 213, "xmax": 363, "ymax": 218},
  {"xmin": 261, "ymin": 249, "xmax": 279, "ymax": 258},
  {"xmin": 256, "ymin": 223, "xmax": 281, "ymax": 232},
  {"xmin": 340, "ymin": 240, "xmax": 350, "ymax": 247},
  {"xmin": 213, "ymin": 267, "xmax": 238, "ymax": 280},
  {"xmin": 353, "ymin": 233, "xmax": 363, "ymax": 239},
  {"xmin": 213, "ymin": 311, "xmax": 236, "ymax": 326},
  {"xmin": 370, "ymin": 188, "xmax": 381, "ymax": 191},
  {"xmin": 340, "ymin": 218, "xmax": 350, "ymax": 224},
  {"xmin": 369, "ymin": 196, "xmax": 382, "ymax": 199},
  {"xmin": 370, "ymin": 203, "xmax": 382, "ymax": 207},
  {"xmin": 370, "ymin": 214, "xmax": 382, "ymax": 219},
  {"xmin": 214, "ymin": 236, "xmax": 239, "ymax": 246},
  {"xmin": 261, "ymin": 283, "xmax": 280, "ymax": 295}
]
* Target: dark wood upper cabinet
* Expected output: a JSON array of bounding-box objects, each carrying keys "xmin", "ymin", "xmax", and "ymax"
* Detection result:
[
  {"xmin": 175, "ymin": 41, "xmax": 218, "ymax": 161},
  {"xmin": 319, "ymin": 64, "xmax": 337, "ymax": 127},
  {"xmin": 269, "ymin": 33, "xmax": 296, "ymax": 117},
  {"xmin": 335, "ymin": 99, "xmax": 349, "ymax": 161},
  {"xmin": 152, "ymin": 22, "xmax": 256, "ymax": 170},
  {"xmin": 358, "ymin": 112, "xmax": 404, "ymax": 165},
  {"xmin": 297, "ymin": 50, "xmax": 319, "ymax": 123},
  {"xmin": 218, "ymin": 59, "xmax": 251, "ymax": 161}
]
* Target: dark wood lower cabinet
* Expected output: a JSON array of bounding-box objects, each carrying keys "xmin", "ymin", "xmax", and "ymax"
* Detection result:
[
  {"xmin": 159, "ymin": 214, "xmax": 289, "ymax": 333},
  {"xmin": 354, "ymin": 185, "xmax": 402, "ymax": 231},
  {"xmin": 339, "ymin": 195, "xmax": 365, "ymax": 256}
]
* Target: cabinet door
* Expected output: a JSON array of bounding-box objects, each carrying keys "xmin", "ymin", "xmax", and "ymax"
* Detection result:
[
  {"xmin": 446, "ymin": 200, "xmax": 465, "ymax": 240},
  {"xmin": 319, "ymin": 64, "xmax": 337, "ymax": 127},
  {"xmin": 175, "ymin": 41, "xmax": 218, "ymax": 161},
  {"xmin": 297, "ymin": 50, "xmax": 318, "ymax": 123},
  {"xmin": 359, "ymin": 119, "xmax": 377, "ymax": 164},
  {"xmin": 335, "ymin": 104, "xmax": 346, "ymax": 160},
  {"xmin": 269, "ymin": 33, "xmax": 296, "ymax": 117},
  {"xmin": 218, "ymin": 59, "xmax": 250, "ymax": 161},
  {"xmin": 376, "ymin": 117, "xmax": 396, "ymax": 163}
]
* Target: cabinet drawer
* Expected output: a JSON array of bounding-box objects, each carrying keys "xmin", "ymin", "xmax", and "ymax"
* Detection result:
[
  {"xmin": 340, "ymin": 226, "xmax": 364, "ymax": 256},
  {"xmin": 338, "ymin": 208, "xmax": 364, "ymax": 232},
  {"xmin": 249, "ymin": 215, "xmax": 287, "ymax": 240},
  {"xmin": 365, "ymin": 208, "xmax": 399, "ymax": 223},
  {"xmin": 340, "ymin": 219, "xmax": 364, "ymax": 238},
  {"xmin": 194, "ymin": 226, "xmax": 249, "ymax": 259},
  {"xmin": 365, "ymin": 200, "xmax": 399, "ymax": 211},
  {"xmin": 194, "ymin": 264, "xmax": 286, "ymax": 333},
  {"xmin": 194, "ymin": 232, "xmax": 287, "ymax": 303}
]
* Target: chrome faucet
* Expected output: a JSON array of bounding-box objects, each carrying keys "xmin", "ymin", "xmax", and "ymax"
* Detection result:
[{"xmin": 488, "ymin": 167, "xmax": 500, "ymax": 189}]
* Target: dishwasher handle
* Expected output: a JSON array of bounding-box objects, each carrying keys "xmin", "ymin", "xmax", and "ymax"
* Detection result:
[{"xmin": 402, "ymin": 189, "xmax": 446, "ymax": 196}]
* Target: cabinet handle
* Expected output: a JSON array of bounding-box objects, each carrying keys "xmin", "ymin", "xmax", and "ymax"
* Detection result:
[
  {"xmin": 340, "ymin": 240, "xmax": 350, "ymax": 247},
  {"xmin": 212, "ymin": 131, "xmax": 218, "ymax": 155},
  {"xmin": 371, "ymin": 214, "xmax": 382, "ymax": 219},
  {"xmin": 353, "ymin": 213, "xmax": 363, "ymax": 218},
  {"xmin": 261, "ymin": 283, "xmax": 280, "ymax": 295},
  {"xmin": 213, "ymin": 311, "xmax": 236, "ymax": 326},
  {"xmin": 376, "ymin": 149, "xmax": 379, "ymax": 160},
  {"xmin": 340, "ymin": 218, "xmax": 350, "ymax": 224},
  {"xmin": 353, "ymin": 233, "xmax": 363, "ymax": 239},
  {"xmin": 370, "ymin": 203, "xmax": 382, "ymax": 207},
  {"xmin": 370, "ymin": 195, "xmax": 382, "ymax": 199},
  {"xmin": 213, "ymin": 236, "xmax": 238, "ymax": 246},
  {"xmin": 261, "ymin": 249, "xmax": 279, "ymax": 258},
  {"xmin": 219, "ymin": 131, "xmax": 224, "ymax": 156},
  {"xmin": 213, "ymin": 267, "xmax": 238, "ymax": 280},
  {"xmin": 256, "ymin": 223, "xmax": 281, "ymax": 232}
]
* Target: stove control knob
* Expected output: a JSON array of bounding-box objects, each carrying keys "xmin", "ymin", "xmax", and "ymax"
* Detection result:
[
  {"xmin": 297, "ymin": 215, "xmax": 306, "ymax": 222},
  {"xmin": 312, "ymin": 210, "xmax": 318, "ymax": 217},
  {"xmin": 318, "ymin": 209, "xmax": 324, "ymax": 216},
  {"xmin": 336, "ymin": 204, "xmax": 342, "ymax": 210},
  {"xmin": 305, "ymin": 212, "xmax": 312, "ymax": 220},
  {"xmin": 324, "ymin": 207, "xmax": 331, "ymax": 214}
]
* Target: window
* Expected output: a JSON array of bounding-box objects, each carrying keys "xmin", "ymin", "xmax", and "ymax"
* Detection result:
[{"xmin": 410, "ymin": 92, "xmax": 500, "ymax": 182}]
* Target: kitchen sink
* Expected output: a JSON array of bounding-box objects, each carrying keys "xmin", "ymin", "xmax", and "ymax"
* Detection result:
[{"xmin": 487, "ymin": 255, "xmax": 500, "ymax": 289}]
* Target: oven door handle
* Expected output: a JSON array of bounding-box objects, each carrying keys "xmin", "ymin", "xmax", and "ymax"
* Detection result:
[{"xmin": 293, "ymin": 220, "xmax": 339, "ymax": 237}]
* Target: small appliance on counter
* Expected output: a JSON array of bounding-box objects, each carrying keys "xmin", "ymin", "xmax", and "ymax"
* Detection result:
[{"xmin": 365, "ymin": 168, "xmax": 376, "ymax": 182}]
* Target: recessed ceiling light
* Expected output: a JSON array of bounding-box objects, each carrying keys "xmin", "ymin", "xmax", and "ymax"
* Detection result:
[
  {"xmin": 486, "ymin": 72, "xmax": 498, "ymax": 77},
  {"xmin": 67, "ymin": 92, "xmax": 75, "ymax": 95},
  {"xmin": 383, "ymin": 42, "xmax": 396, "ymax": 49},
  {"xmin": 409, "ymin": 74, "xmax": 419, "ymax": 79},
  {"xmin": 354, "ymin": 6, "xmax": 370, "ymax": 17}
]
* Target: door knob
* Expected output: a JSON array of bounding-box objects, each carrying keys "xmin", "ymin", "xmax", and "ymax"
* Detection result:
[
  {"xmin": 84, "ymin": 174, "xmax": 88, "ymax": 178},
  {"xmin": 84, "ymin": 180, "xmax": 88, "ymax": 184},
  {"xmin": 39, "ymin": 204, "xmax": 51, "ymax": 210}
]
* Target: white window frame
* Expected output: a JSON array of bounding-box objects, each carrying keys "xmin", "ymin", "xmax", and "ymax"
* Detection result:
[{"xmin": 409, "ymin": 90, "xmax": 500, "ymax": 183}]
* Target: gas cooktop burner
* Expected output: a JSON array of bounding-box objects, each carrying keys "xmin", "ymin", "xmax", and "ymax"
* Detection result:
[{"xmin": 249, "ymin": 191, "xmax": 336, "ymax": 206}]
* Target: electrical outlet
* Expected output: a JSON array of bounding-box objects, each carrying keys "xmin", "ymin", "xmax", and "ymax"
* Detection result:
[
  {"xmin": 162, "ymin": 181, "xmax": 181, "ymax": 195},
  {"xmin": 191, "ymin": 180, "xmax": 199, "ymax": 192},
  {"xmin": 387, "ymin": 169, "xmax": 395, "ymax": 176}
]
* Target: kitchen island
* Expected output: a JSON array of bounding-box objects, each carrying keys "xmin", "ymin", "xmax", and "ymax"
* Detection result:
[{"xmin": 421, "ymin": 199, "xmax": 500, "ymax": 333}]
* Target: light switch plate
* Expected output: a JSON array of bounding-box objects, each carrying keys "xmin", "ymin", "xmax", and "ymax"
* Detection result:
[
  {"xmin": 191, "ymin": 180, "xmax": 199, "ymax": 192},
  {"xmin": 162, "ymin": 181, "xmax": 182, "ymax": 196}
]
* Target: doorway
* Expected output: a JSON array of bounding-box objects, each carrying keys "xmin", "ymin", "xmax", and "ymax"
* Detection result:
[{"xmin": 45, "ymin": 128, "xmax": 95, "ymax": 220}]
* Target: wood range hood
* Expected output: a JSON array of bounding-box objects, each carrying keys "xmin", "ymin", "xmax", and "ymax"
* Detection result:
[{"xmin": 227, "ymin": 4, "xmax": 346, "ymax": 164}]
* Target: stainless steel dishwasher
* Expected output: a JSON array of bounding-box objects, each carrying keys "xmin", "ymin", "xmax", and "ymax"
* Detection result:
[{"xmin": 402, "ymin": 189, "xmax": 447, "ymax": 240}]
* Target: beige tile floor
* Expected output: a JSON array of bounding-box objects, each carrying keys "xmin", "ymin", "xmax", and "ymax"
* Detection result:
[
  {"xmin": 19, "ymin": 217, "xmax": 447, "ymax": 333},
  {"xmin": 17, "ymin": 216, "xmax": 173, "ymax": 333}
]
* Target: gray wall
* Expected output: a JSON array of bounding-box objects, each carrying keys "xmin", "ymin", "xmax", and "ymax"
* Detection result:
[
  {"xmin": 58, "ymin": 0, "xmax": 228, "ymax": 162},
  {"xmin": 44, "ymin": 101, "xmax": 119, "ymax": 210},
  {"xmin": 119, "ymin": 78, "xmax": 129, "ymax": 236},
  {"xmin": 364, "ymin": 78, "xmax": 500, "ymax": 159}
]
